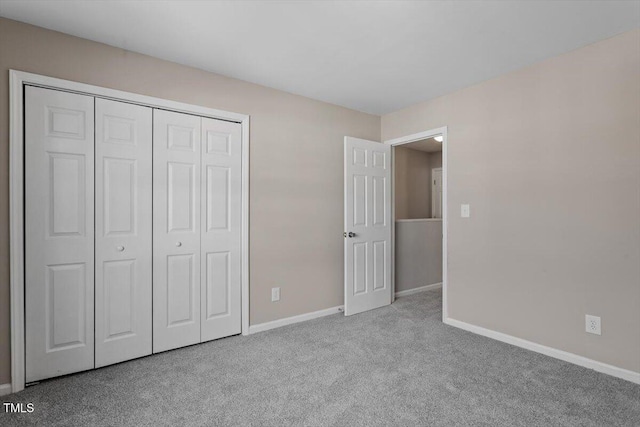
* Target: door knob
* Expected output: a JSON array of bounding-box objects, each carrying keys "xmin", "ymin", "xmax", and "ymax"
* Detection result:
[
  {"xmin": 176, "ymin": 242, "xmax": 182, "ymax": 247},
  {"xmin": 344, "ymin": 232, "xmax": 356, "ymax": 238},
  {"xmin": 116, "ymin": 246, "xmax": 125, "ymax": 252}
]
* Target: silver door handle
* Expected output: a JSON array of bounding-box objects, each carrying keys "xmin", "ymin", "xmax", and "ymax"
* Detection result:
[
  {"xmin": 116, "ymin": 246, "xmax": 125, "ymax": 252},
  {"xmin": 343, "ymin": 232, "xmax": 356, "ymax": 238},
  {"xmin": 176, "ymin": 242, "xmax": 182, "ymax": 247}
]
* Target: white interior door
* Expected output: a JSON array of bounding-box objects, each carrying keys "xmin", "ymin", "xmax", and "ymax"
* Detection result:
[
  {"xmin": 343, "ymin": 137, "xmax": 392, "ymax": 316},
  {"xmin": 432, "ymin": 168, "xmax": 443, "ymax": 219},
  {"xmin": 25, "ymin": 86, "xmax": 95, "ymax": 382},
  {"xmin": 153, "ymin": 109, "xmax": 201, "ymax": 353},
  {"xmin": 95, "ymin": 98, "xmax": 152, "ymax": 367},
  {"xmin": 200, "ymin": 118, "xmax": 242, "ymax": 341}
]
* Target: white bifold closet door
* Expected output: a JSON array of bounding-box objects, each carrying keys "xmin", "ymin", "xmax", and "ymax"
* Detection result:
[
  {"xmin": 200, "ymin": 117, "xmax": 242, "ymax": 341},
  {"xmin": 94, "ymin": 98, "xmax": 153, "ymax": 367},
  {"xmin": 25, "ymin": 85, "xmax": 243, "ymax": 380},
  {"xmin": 153, "ymin": 110, "xmax": 242, "ymax": 353},
  {"xmin": 153, "ymin": 110, "xmax": 202, "ymax": 352},
  {"xmin": 25, "ymin": 86, "xmax": 95, "ymax": 382}
]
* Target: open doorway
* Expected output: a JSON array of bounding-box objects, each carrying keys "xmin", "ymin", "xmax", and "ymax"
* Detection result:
[{"xmin": 386, "ymin": 128, "xmax": 448, "ymax": 320}]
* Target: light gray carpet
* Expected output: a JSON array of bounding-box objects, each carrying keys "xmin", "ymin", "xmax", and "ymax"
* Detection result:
[{"xmin": 2, "ymin": 289, "xmax": 639, "ymax": 426}]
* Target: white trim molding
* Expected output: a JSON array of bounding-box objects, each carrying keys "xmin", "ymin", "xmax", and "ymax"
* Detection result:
[
  {"xmin": 444, "ymin": 317, "xmax": 640, "ymax": 385},
  {"xmin": 395, "ymin": 282, "xmax": 442, "ymax": 298},
  {"xmin": 9, "ymin": 70, "xmax": 251, "ymax": 393},
  {"xmin": 395, "ymin": 218, "xmax": 442, "ymax": 223},
  {"xmin": 384, "ymin": 126, "xmax": 448, "ymax": 321},
  {"xmin": 0, "ymin": 383, "xmax": 12, "ymax": 397},
  {"xmin": 248, "ymin": 306, "xmax": 344, "ymax": 335},
  {"xmin": 240, "ymin": 113, "xmax": 251, "ymax": 337}
]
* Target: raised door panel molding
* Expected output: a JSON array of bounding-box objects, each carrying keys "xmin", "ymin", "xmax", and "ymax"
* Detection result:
[
  {"xmin": 372, "ymin": 151, "xmax": 387, "ymax": 170},
  {"xmin": 168, "ymin": 124, "xmax": 195, "ymax": 151},
  {"xmin": 103, "ymin": 115, "xmax": 137, "ymax": 146},
  {"xmin": 372, "ymin": 241, "xmax": 387, "ymax": 291},
  {"xmin": 167, "ymin": 162, "xmax": 196, "ymax": 233},
  {"xmin": 352, "ymin": 147, "xmax": 367, "ymax": 166},
  {"xmin": 206, "ymin": 166, "xmax": 231, "ymax": 232},
  {"xmin": 48, "ymin": 153, "xmax": 86, "ymax": 236},
  {"xmin": 46, "ymin": 263, "xmax": 87, "ymax": 351},
  {"xmin": 372, "ymin": 176, "xmax": 386, "ymax": 227},
  {"xmin": 102, "ymin": 259, "xmax": 136, "ymax": 341},
  {"xmin": 167, "ymin": 254, "xmax": 196, "ymax": 326},
  {"xmin": 353, "ymin": 242, "xmax": 368, "ymax": 295},
  {"xmin": 205, "ymin": 251, "xmax": 231, "ymax": 319},
  {"xmin": 206, "ymin": 130, "xmax": 231, "ymax": 155},
  {"xmin": 352, "ymin": 175, "xmax": 367, "ymax": 227},
  {"xmin": 46, "ymin": 106, "xmax": 86, "ymax": 139},
  {"xmin": 103, "ymin": 157, "xmax": 136, "ymax": 236}
]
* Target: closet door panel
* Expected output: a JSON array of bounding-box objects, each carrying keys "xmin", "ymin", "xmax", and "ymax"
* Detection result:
[
  {"xmin": 95, "ymin": 98, "xmax": 152, "ymax": 367},
  {"xmin": 25, "ymin": 86, "xmax": 95, "ymax": 382},
  {"xmin": 153, "ymin": 109, "xmax": 202, "ymax": 353},
  {"xmin": 201, "ymin": 118, "xmax": 242, "ymax": 342}
]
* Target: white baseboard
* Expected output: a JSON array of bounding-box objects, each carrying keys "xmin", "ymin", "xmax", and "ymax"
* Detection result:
[
  {"xmin": 0, "ymin": 383, "xmax": 12, "ymax": 396},
  {"xmin": 395, "ymin": 282, "xmax": 442, "ymax": 298},
  {"xmin": 248, "ymin": 305, "xmax": 344, "ymax": 334},
  {"xmin": 444, "ymin": 317, "xmax": 640, "ymax": 385}
]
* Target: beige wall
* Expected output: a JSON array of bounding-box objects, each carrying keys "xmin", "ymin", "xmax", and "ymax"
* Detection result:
[
  {"xmin": 430, "ymin": 151, "xmax": 442, "ymax": 170},
  {"xmin": 0, "ymin": 18, "xmax": 380, "ymax": 384},
  {"xmin": 395, "ymin": 147, "xmax": 442, "ymax": 219},
  {"xmin": 383, "ymin": 30, "xmax": 640, "ymax": 373},
  {"xmin": 394, "ymin": 147, "xmax": 431, "ymax": 219},
  {"xmin": 395, "ymin": 220, "xmax": 442, "ymax": 292}
]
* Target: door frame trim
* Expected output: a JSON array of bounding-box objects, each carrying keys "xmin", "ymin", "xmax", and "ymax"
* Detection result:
[
  {"xmin": 384, "ymin": 127, "xmax": 448, "ymax": 319},
  {"xmin": 9, "ymin": 70, "xmax": 251, "ymax": 393}
]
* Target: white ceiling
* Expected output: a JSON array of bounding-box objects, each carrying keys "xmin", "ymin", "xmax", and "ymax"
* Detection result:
[
  {"xmin": 1, "ymin": 1, "xmax": 638, "ymax": 115},
  {"xmin": 404, "ymin": 138, "xmax": 442, "ymax": 153}
]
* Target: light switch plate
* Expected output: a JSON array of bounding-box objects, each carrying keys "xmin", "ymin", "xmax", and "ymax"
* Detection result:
[
  {"xmin": 461, "ymin": 204, "xmax": 470, "ymax": 218},
  {"xmin": 271, "ymin": 287, "xmax": 280, "ymax": 302}
]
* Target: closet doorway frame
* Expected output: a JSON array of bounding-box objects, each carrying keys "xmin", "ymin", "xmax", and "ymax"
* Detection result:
[
  {"xmin": 384, "ymin": 126, "xmax": 448, "ymax": 319},
  {"xmin": 9, "ymin": 70, "xmax": 251, "ymax": 394}
]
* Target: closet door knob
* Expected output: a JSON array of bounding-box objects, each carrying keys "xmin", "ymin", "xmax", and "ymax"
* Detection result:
[
  {"xmin": 176, "ymin": 242, "xmax": 182, "ymax": 247},
  {"xmin": 116, "ymin": 246, "xmax": 125, "ymax": 252}
]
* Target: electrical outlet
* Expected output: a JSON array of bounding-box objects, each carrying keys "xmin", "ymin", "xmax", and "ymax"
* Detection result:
[
  {"xmin": 585, "ymin": 315, "xmax": 601, "ymax": 335},
  {"xmin": 271, "ymin": 287, "xmax": 280, "ymax": 302}
]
